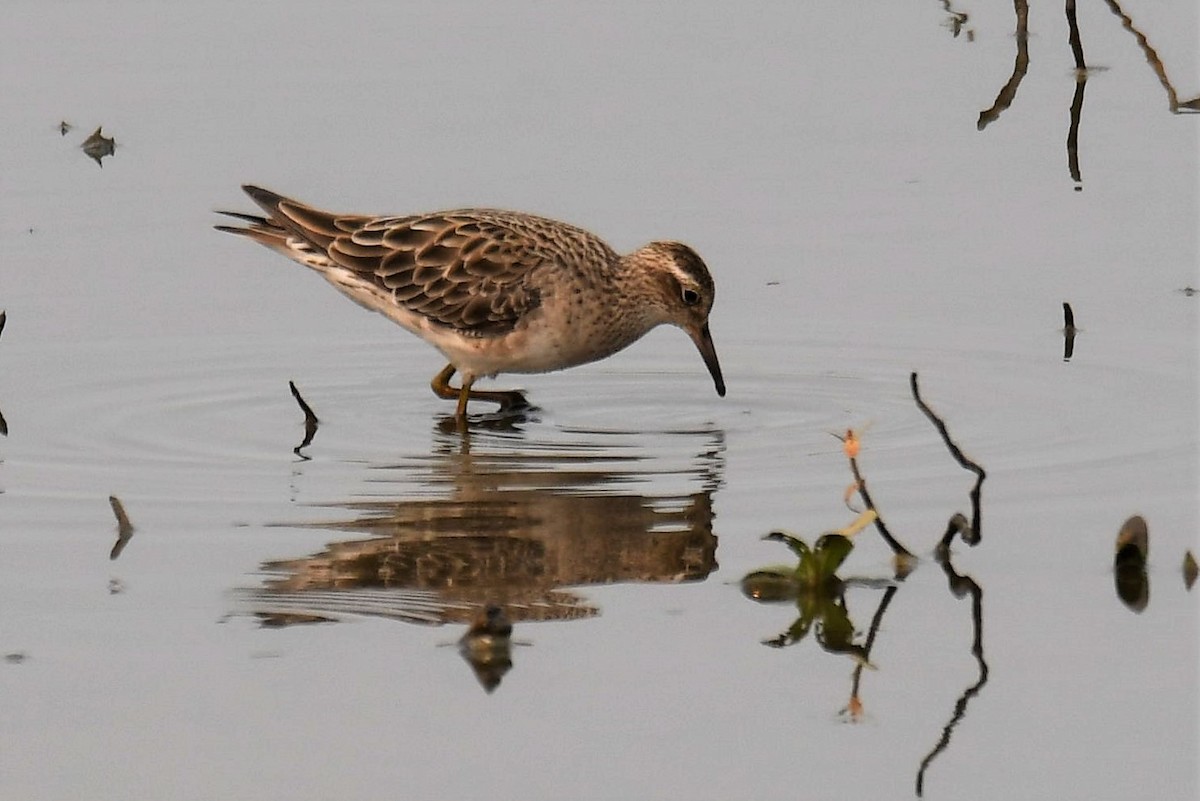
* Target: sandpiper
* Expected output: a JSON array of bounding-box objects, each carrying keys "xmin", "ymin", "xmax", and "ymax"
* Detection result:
[{"xmin": 216, "ymin": 186, "xmax": 725, "ymax": 418}]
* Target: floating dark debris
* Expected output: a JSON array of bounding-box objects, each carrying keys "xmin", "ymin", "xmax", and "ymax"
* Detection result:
[
  {"xmin": 80, "ymin": 126, "xmax": 116, "ymax": 167},
  {"xmin": 288, "ymin": 380, "xmax": 319, "ymax": 457},
  {"xmin": 59, "ymin": 120, "xmax": 73, "ymax": 136},
  {"xmin": 1114, "ymin": 515, "xmax": 1149, "ymax": 613},
  {"xmin": 0, "ymin": 310, "xmax": 7, "ymax": 436},
  {"xmin": 1115, "ymin": 514, "xmax": 1148, "ymax": 561},
  {"xmin": 1184, "ymin": 551, "xmax": 1197, "ymax": 591},
  {"xmin": 1176, "ymin": 286, "xmax": 1196, "ymax": 297},
  {"xmin": 108, "ymin": 495, "xmax": 135, "ymax": 560},
  {"xmin": 1062, "ymin": 302, "xmax": 1076, "ymax": 361}
]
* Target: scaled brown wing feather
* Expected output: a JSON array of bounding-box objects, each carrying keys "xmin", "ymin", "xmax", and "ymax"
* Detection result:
[{"xmin": 261, "ymin": 195, "xmax": 545, "ymax": 335}]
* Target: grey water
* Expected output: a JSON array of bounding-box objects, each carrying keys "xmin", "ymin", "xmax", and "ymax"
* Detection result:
[{"xmin": 1, "ymin": 2, "xmax": 1196, "ymax": 799}]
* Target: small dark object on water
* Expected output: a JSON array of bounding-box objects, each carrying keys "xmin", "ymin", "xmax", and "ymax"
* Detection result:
[
  {"xmin": 288, "ymin": 380, "xmax": 319, "ymax": 456},
  {"xmin": 81, "ymin": 126, "xmax": 116, "ymax": 167},
  {"xmin": 109, "ymin": 495, "xmax": 135, "ymax": 560},
  {"xmin": 1177, "ymin": 286, "xmax": 1196, "ymax": 297},
  {"xmin": 1115, "ymin": 515, "xmax": 1147, "ymax": 561},
  {"xmin": 1114, "ymin": 515, "xmax": 1149, "ymax": 613},
  {"xmin": 1061, "ymin": 302, "xmax": 1076, "ymax": 361},
  {"xmin": 0, "ymin": 315, "xmax": 8, "ymax": 435},
  {"xmin": 59, "ymin": 120, "xmax": 72, "ymax": 136},
  {"xmin": 1184, "ymin": 551, "xmax": 1198, "ymax": 591}
]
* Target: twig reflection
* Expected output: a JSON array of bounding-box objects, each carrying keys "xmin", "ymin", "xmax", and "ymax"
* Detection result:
[
  {"xmin": 971, "ymin": 0, "xmax": 1197, "ymax": 189},
  {"xmin": 1101, "ymin": 0, "xmax": 1197, "ymax": 112},
  {"xmin": 745, "ymin": 372, "xmax": 989, "ymax": 796},
  {"xmin": 916, "ymin": 548, "xmax": 988, "ymax": 796},
  {"xmin": 1066, "ymin": 0, "xmax": 1087, "ymax": 187},
  {"xmin": 976, "ymin": 0, "xmax": 1030, "ymax": 131}
]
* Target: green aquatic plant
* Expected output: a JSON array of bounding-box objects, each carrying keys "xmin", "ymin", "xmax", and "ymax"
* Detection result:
[{"xmin": 741, "ymin": 511, "xmax": 876, "ymax": 660}]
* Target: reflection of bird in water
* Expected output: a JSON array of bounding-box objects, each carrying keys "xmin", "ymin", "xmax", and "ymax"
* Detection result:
[
  {"xmin": 216, "ymin": 186, "xmax": 725, "ymax": 418},
  {"xmin": 458, "ymin": 604, "xmax": 514, "ymax": 693}
]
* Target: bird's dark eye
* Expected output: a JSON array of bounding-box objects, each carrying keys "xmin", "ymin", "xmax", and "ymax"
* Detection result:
[{"xmin": 681, "ymin": 288, "xmax": 701, "ymax": 306}]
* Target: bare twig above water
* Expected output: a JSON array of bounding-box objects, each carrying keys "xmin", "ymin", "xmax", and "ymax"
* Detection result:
[
  {"xmin": 1062, "ymin": 301, "xmax": 1077, "ymax": 361},
  {"xmin": 0, "ymin": 310, "xmax": 7, "ymax": 436},
  {"xmin": 910, "ymin": 373, "xmax": 985, "ymax": 548},
  {"xmin": 837, "ymin": 429, "xmax": 915, "ymax": 562},
  {"xmin": 288, "ymin": 380, "xmax": 319, "ymax": 457},
  {"xmin": 109, "ymin": 495, "xmax": 135, "ymax": 560}
]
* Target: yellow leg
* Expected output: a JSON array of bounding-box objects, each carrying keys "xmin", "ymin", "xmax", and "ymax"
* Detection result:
[
  {"xmin": 456, "ymin": 375, "xmax": 474, "ymax": 418},
  {"xmin": 429, "ymin": 364, "xmax": 531, "ymax": 418}
]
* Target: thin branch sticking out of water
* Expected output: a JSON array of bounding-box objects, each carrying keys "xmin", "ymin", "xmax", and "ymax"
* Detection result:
[
  {"xmin": 289, "ymin": 380, "xmax": 319, "ymax": 458},
  {"xmin": 910, "ymin": 373, "xmax": 986, "ymax": 549},
  {"xmin": 109, "ymin": 495, "xmax": 135, "ymax": 560},
  {"xmin": 1062, "ymin": 302, "xmax": 1077, "ymax": 361},
  {"xmin": 0, "ymin": 310, "xmax": 7, "ymax": 436},
  {"xmin": 839, "ymin": 429, "xmax": 914, "ymax": 561}
]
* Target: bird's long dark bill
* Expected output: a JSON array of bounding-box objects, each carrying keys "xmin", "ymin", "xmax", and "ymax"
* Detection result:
[{"xmin": 691, "ymin": 324, "xmax": 726, "ymax": 397}]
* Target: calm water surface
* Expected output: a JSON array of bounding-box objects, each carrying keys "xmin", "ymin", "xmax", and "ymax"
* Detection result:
[{"xmin": 1, "ymin": 2, "xmax": 1196, "ymax": 799}]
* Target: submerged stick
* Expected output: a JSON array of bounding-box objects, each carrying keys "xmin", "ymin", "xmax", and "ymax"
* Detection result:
[{"xmin": 910, "ymin": 373, "xmax": 985, "ymax": 546}]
